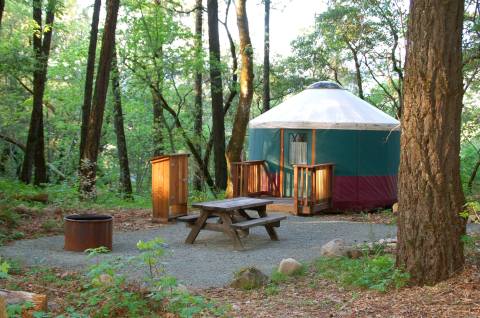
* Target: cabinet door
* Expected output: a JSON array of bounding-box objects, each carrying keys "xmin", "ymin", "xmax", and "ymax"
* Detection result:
[{"xmin": 169, "ymin": 156, "xmax": 188, "ymax": 205}]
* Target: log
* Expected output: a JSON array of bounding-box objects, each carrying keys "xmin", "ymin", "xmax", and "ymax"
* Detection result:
[
  {"xmin": 13, "ymin": 193, "xmax": 49, "ymax": 204},
  {"xmin": 0, "ymin": 297, "xmax": 6, "ymax": 318},
  {"xmin": 0, "ymin": 289, "xmax": 47, "ymax": 318}
]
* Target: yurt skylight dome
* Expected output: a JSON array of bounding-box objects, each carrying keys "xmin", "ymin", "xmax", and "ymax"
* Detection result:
[{"xmin": 307, "ymin": 81, "xmax": 343, "ymax": 89}]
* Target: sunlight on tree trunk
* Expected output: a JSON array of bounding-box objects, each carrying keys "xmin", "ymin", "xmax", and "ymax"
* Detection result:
[{"xmin": 225, "ymin": 0, "xmax": 254, "ymax": 197}]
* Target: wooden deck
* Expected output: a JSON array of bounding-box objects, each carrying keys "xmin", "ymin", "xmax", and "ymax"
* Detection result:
[
  {"xmin": 231, "ymin": 160, "xmax": 335, "ymax": 215},
  {"xmin": 264, "ymin": 197, "xmax": 295, "ymax": 213}
]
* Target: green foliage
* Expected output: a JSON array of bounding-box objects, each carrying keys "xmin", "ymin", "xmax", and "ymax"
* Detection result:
[
  {"xmin": 0, "ymin": 257, "xmax": 10, "ymax": 279},
  {"xmin": 270, "ymin": 264, "xmax": 307, "ymax": 285},
  {"xmin": 270, "ymin": 270, "xmax": 289, "ymax": 284},
  {"xmin": 189, "ymin": 189, "xmax": 225, "ymax": 205},
  {"xmin": 71, "ymin": 238, "xmax": 223, "ymax": 317},
  {"xmin": 314, "ymin": 255, "xmax": 410, "ymax": 292},
  {"xmin": 0, "ymin": 179, "xmax": 151, "ymax": 210},
  {"xmin": 264, "ymin": 284, "xmax": 280, "ymax": 296}
]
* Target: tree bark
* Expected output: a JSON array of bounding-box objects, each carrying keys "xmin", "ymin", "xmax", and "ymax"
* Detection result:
[
  {"xmin": 0, "ymin": 0, "xmax": 5, "ymax": 27},
  {"xmin": 151, "ymin": 87, "xmax": 165, "ymax": 156},
  {"xmin": 111, "ymin": 49, "xmax": 133, "ymax": 199},
  {"xmin": 346, "ymin": 42, "xmax": 364, "ymax": 100},
  {"xmin": 225, "ymin": 0, "xmax": 254, "ymax": 196},
  {"xmin": 79, "ymin": 0, "xmax": 120, "ymax": 199},
  {"xmin": 193, "ymin": 0, "xmax": 203, "ymax": 191},
  {"xmin": 20, "ymin": 0, "xmax": 55, "ymax": 185},
  {"xmin": 262, "ymin": 0, "xmax": 270, "ymax": 113},
  {"xmin": 80, "ymin": 0, "xmax": 102, "ymax": 160},
  {"xmin": 467, "ymin": 156, "xmax": 480, "ymax": 192},
  {"xmin": 207, "ymin": 0, "xmax": 227, "ymax": 190},
  {"xmin": 396, "ymin": 0, "xmax": 466, "ymax": 285}
]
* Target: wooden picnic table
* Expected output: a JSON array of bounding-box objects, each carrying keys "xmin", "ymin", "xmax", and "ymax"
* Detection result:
[{"xmin": 178, "ymin": 197, "xmax": 286, "ymax": 250}]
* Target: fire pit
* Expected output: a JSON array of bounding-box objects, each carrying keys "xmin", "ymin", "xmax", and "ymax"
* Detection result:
[{"xmin": 64, "ymin": 214, "xmax": 113, "ymax": 252}]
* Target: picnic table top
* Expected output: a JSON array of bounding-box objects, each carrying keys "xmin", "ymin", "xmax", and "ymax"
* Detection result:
[{"xmin": 191, "ymin": 197, "xmax": 274, "ymax": 211}]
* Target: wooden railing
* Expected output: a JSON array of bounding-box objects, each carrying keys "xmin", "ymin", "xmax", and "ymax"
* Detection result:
[
  {"xmin": 231, "ymin": 160, "xmax": 279, "ymax": 197},
  {"xmin": 293, "ymin": 163, "xmax": 335, "ymax": 215}
]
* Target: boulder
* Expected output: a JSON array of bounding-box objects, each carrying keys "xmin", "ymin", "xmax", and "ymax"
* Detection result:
[
  {"xmin": 346, "ymin": 249, "xmax": 363, "ymax": 259},
  {"xmin": 320, "ymin": 239, "xmax": 350, "ymax": 257},
  {"xmin": 230, "ymin": 267, "xmax": 268, "ymax": 290},
  {"xmin": 392, "ymin": 202, "xmax": 399, "ymax": 214},
  {"xmin": 98, "ymin": 273, "xmax": 114, "ymax": 285},
  {"xmin": 278, "ymin": 258, "xmax": 302, "ymax": 275}
]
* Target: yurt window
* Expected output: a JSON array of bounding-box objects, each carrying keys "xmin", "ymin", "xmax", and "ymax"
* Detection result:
[{"xmin": 289, "ymin": 133, "xmax": 307, "ymax": 165}]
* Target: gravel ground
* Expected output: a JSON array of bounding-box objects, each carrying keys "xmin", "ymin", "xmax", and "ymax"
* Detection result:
[{"xmin": 0, "ymin": 214, "xmax": 402, "ymax": 287}]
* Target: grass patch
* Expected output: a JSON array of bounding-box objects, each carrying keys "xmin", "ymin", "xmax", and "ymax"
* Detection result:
[
  {"xmin": 314, "ymin": 255, "xmax": 409, "ymax": 292},
  {"xmin": 0, "ymin": 179, "xmax": 152, "ymax": 210}
]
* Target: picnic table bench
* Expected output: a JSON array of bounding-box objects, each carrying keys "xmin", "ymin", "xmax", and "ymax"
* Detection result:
[{"xmin": 178, "ymin": 197, "xmax": 286, "ymax": 250}]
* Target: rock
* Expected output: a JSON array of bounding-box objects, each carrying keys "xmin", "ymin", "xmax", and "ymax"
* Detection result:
[
  {"xmin": 98, "ymin": 273, "xmax": 114, "ymax": 285},
  {"xmin": 392, "ymin": 202, "xmax": 399, "ymax": 214},
  {"xmin": 230, "ymin": 267, "xmax": 268, "ymax": 290},
  {"xmin": 278, "ymin": 258, "xmax": 302, "ymax": 275},
  {"xmin": 346, "ymin": 249, "xmax": 363, "ymax": 259},
  {"xmin": 320, "ymin": 239, "xmax": 350, "ymax": 257}
]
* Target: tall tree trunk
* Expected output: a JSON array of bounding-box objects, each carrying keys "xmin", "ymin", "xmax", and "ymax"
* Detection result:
[
  {"xmin": 79, "ymin": 0, "xmax": 120, "ymax": 199},
  {"xmin": 111, "ymin": 49, "xmax": 133, "ymax": 199},
  {"xmin": 151, "ymin": 87, "xmax": 164, "ymax": 156},
  {"xmin": 207, "ymin": 0, "xmax": 227, "ymax": 190},
  {"xmin": 80, "ymin": 0, "xmax": 102, "ymax": 160},
  {"xmin": 193, "ymin": 0, "xmax": 203, "ymax": 191},
  {"xmin": 262, "ymin": 0, "xmax": 270, "ymax": 113},
  {"xmin": 225, "ymin": 0, "xmax": 254, "ymax": 196},
  {"xmin": 396, "ymin": 0, "xmax": 465, "ymax": 285},
  {"xmin": 0, "ymin": 0, "xmax": 5, "ymax": 27},
  {"xmin": 20, "ymin": 0, "xmax": 55, "ymax": 185}
]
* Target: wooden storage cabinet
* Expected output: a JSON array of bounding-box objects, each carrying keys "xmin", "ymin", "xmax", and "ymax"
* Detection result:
[{"xmin": 151, "ymin": 154, "xmax": 189, "ymax": 223}]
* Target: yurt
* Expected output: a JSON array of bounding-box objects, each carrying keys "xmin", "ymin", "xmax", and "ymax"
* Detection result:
[{"xmin": 247, "ymin": 81, "xmax": 400, "ymax": 210}]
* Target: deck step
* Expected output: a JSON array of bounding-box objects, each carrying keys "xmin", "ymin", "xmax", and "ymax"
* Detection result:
[{"xmin": 230, "ymin": 215, "xmax": 286, "ymax": 230}]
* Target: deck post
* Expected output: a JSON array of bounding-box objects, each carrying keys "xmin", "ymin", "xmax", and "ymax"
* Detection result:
[
  {"xmin": 293, "ymin": 165, "xmax": 298, "ymax": 215},
  {"xmin": 311, "ymin": 129, "xmax": 316, "ymax": 164},
  {"xmin": 280, "ymin": 128, "xmax": 284, "ymax": 198}
]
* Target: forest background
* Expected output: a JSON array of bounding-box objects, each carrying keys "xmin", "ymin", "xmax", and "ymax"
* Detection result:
[{"xmin": 0, "ymin": 0, "xmax": 478, "ymax": 203}]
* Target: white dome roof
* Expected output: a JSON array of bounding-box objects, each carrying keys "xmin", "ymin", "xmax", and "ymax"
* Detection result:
[{"xmin": 249, "ymin": 84, "xmax": 400, "ymax": 131}]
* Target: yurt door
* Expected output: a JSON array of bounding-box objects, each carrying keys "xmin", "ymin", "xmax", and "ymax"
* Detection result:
[{"xmin": 282, "ymin": 129, "xmax": 313, "ymax": 197}]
